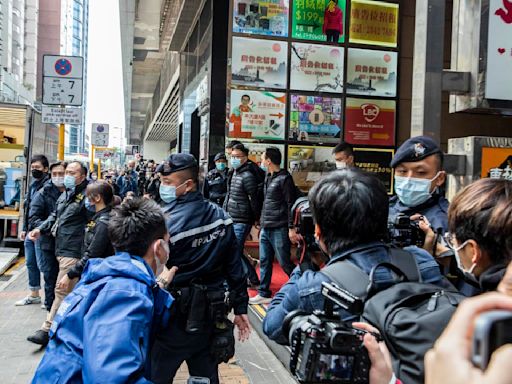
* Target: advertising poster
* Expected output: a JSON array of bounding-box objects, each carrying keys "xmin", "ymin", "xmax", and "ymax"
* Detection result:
[
  {"xmin": 346, "ymin": 48, "xmax": 397, "ymax": 97},
  {"xmin": 288, "ymin": 145, "xmax": 335, "ymax": 190},
  {"xmin": 233, "ymin": 0, "xmax": 289, "ymax": 37},
  {"xmin": 290, "ymin": 42, "xmax": 344, "ymax": 92},
  {"xmin": 354, "ymin": 147, "xmax": 394, "ymax": 193},
  {"xmin": 241, "ymin": 142, "xmax": 286, "ymax": 167},
  {"xmin": 481, "ymin": 147, "xmax": 512, "ymax": 179},
  {"xmin": 345, "ymin": 98, "xmax": 395, "ymax": 146},
  {"xmin": 231, "ymin": 37, "xmax": 288, "ymax": 89},
  {"xmin": 289, "ymin": 94, "xmax": 342, "ymax": 143},
  {"xmin": 292, "ymin": 0, "xmax": 347, "ymax": 42},
  {"xmin": 228, "ymin": 90, "xmax": 286, "ymax": 140},
  {"xmin": 485, "ymin": 0, "xmax": 512, "ymax": 100},
  {"xmin": 349, "ymin": 0, "xmax": 399, "ymax": 47}
]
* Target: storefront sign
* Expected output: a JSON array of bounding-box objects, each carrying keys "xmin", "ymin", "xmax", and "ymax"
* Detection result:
[
  {"xmin": 349, "ymin": 0, "xmax": 399, "ymax": 47},
  {"xmin": 241, "ymin": 142, "xmax": 286, "ymax": 167},
  {"xmin": 481, "ymin": 147, "xmax": 512, "ymax": 179},
  {"xmin": 345, "ymin": 98, "xmax": 395, "ymax": 146},
  {"xmin": 346, "ymin": 48, "xmax": 397, "ymax": 97},
  {"xmin": 290, "ymin": 43, "xmax": 344, "ymax": 92},
  {"xmin": 228, "ymin": 90, "xmax": 286, "ymax": 140},
  {"xmin": 231, "ymin": 37, "xmax": 288, "ymax": 89},
  {"xmin": 354, "ymin": 147, "xmax": 394, "ymax": 193},
  {"xmin": 233, "ymin": 0, "xmax": 289, "ymax": 37},
  {"xmin": 289, "ymin": 94, "xmax": 342, "ymax": 143},
  {"xmin": 292, "ymin": 0, "xmax": 347, "ymax": 42},
  {"xmin": 485, "ymin": 0, "xmax": 512, "ymax": 100}
]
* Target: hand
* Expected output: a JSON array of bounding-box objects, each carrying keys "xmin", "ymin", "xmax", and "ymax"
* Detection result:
[
  {"xmin": 158, "ymin": 266, "xmax": 178, "ymax": 287},
  {"xmin": 20, "ymin": 231, "xmax": 26, "ymax": 241},
  {"xmin": 57, "ymin": 274, "xmax": 74, "ymax": 291},
  {"xmin": 425, "ymin": 292, "xmax": 512, "ymax": 384},
  {"xmin": 411, "ymin": 214, "xmax": 450, "ymax": 257},
  {"xmin": 28, "ymin": 229, "xmax": 41, "ymax": 241},
  {"xmin": 353, "ymin": 322, "xmax": 393, "ymax": 384},
  {"xmin": 288, "ymin": 228, "xmax": 303, "ymax": 245},
  {"xmin": 233, "ymin": 314, "xmax": 251, "ymax": 342}
]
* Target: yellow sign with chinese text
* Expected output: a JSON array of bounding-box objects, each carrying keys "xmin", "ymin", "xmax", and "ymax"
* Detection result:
[{"xmin": 349, "ymin": 0, "xmax": 399, "ymax": 47}]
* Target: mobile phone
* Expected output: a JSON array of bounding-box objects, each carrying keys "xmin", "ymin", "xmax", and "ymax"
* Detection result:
[
  {"xmin": 472, "ymin": 310, "xmax": 512, "ymax": 370},
  {"xmin": 187, "ymin": 377, "xmax": 210, "ymax": 384}
]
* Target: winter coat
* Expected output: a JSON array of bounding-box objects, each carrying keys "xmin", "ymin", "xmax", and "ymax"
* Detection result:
[
  {"xmin": 224, "ymin": 160, "xmax": 261, "ymax": 224},
  {"xmin": 260, "ymin": 170, "xmax": 296, "ymax": 229},
  {"xmin": 323, "ymin": 6, "xmax": 343, "ymax": 34}
]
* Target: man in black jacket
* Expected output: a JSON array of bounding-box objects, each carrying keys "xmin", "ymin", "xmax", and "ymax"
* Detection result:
[
  {"xmin": 206, "ymin": 153, "xmax": 229, "ymax": 206},
  {"xmin": 250, "ymin": 147, "xmax": 296, "ymax": 305},
  {"xmin": 224, "ymin": 144, "xmax": 262, "ymax": 287},
  {"xmin": 27, "ymin": 161, "xmax": 91, "ymax": 346}
]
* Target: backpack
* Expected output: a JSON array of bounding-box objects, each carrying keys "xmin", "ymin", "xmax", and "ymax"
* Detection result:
[{"xmin": 322, "ymin": 248, "xmax": 465, "ymax": 384}]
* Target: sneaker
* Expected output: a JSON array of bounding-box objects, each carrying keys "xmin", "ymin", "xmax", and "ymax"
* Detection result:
[
  {"xmin": 27, "ymin": 330, "xmax": 49, "ymax": 346},
  {"xmin": 249, "ymin": 294, "xmax": 272, "ymax": 305},
  {"xmin": 15, "ymin": 295, "xmax": 41, "ymax": 306},
  {"xmin": 41, "ymin": 304, "xmax": 47, "ymax": 310}
]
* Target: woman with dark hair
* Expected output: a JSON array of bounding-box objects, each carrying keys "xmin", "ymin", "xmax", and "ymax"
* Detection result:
[
  {"xmin": 57, "ymin": 180, "xmax": 115, "ymax": 289},
  {"xmin": 323, "ymin": 0, "xmax": 343, "ymax": 43}
]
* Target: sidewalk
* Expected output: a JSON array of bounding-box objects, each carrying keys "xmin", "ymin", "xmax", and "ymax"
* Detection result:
[{"xmin": 0, "ymin": 266, "xmax": 295, "ymax": 384}]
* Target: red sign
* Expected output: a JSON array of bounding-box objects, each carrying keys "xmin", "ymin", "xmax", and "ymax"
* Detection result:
[{"xmin": 344, "ymin": 98, "xmax": 395, "ymax": 146}]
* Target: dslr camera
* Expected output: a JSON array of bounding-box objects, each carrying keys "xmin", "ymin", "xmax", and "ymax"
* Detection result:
[
  {"xmin": 292, "ymin": 197, "xmax": 314, "ymax": 237},
  {"xmin": 283, "ymin": 282, "xmax": 372, "ymax": 384},
  {"xmin": 387, "ymin": 213, "xmax": 426, "ymax": 247}
]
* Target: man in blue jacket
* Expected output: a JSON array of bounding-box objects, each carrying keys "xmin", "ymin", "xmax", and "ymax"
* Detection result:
[{"xmin": 31, "ymin": 198, "xmax": 176, "ymax": 383}]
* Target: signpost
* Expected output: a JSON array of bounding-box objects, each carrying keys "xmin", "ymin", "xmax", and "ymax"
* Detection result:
[
  {"xmin": 91, "ymin": 124, "xmax": 110, "ymax": 173},
  {"xmin": 42, "ymin": 106, "xmax": 83, "ymax": 125}
]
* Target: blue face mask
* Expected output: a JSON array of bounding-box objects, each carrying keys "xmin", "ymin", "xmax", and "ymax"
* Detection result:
[
  {"xmin": 159, "ymin": 181, "xmax": 187, "ymax": 204},
  {"xmin": 64, "ymin": 175, "xmax": 76, "ymax": 190},
  {"xmin": 216, "ymin": 162, "xmax": 227, "ymax": 171},
  {"xmin": 260, "ymin": 164, "xmax": 267, "ymax": 172},
  {"xmin": 85, "ymin": 197, "xmax": 96, "ymax": 212},
  {"xmin": 230, "ymin": 158, "xmax": 242, "ymax": 169},
  {"xmin": 394, "ymin": 172, "xmax": 440, "ymax": 207}
]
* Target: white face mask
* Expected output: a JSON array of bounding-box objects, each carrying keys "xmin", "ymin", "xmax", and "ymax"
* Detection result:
[
  {"xmin": 453, "ymin": 240, "xmax": 478, "ymax": 283},
  {"xmin": 336, "ymin": 161, "xmax": 347, "ymax": 170},
  {"xmin": 52, "ymin": 176, "xmax": 65, "ymax": 187},
  {"xmin": 154, "ymin": 239, "xmax": 170, "ymax": 275}
]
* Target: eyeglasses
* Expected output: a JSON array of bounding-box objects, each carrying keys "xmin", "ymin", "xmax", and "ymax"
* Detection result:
[{"xmin": 230, "ymin": 155, "xmax": 246, "ymax": 159}]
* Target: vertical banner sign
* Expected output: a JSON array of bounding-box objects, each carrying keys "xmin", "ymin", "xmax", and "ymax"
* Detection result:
[
  {"xmin": 292, "ymin": 0, "xmax": 347, "ymax": 43},
  {"xmin": 485, "ymin": 0, "xmax": 512, "ymax": 100},
  {"xmin": 233, "ymin": 0, "xmax": 289, "ymax": 37},
  {"xmin": 349, "ymin": 0, "xmax": 399, "ymax": 47},
  {"xmin": 345, "ymin": 98, "xmax": 396, "ymax": 146},
  {"xmin": 354, "ymin": 147, "xmax": 394, "ymax": 194}
]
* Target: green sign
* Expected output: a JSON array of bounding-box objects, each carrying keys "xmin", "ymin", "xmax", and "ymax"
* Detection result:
[{"xmin": 292, "ymin": 0, "xmax": 346, "ymax": 42}]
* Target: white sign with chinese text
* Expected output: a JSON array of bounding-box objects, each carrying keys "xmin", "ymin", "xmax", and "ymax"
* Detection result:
[
  {"xmin": 91, "ymin": 123, "xmax": 110, "ymax": 147},
  {"xmin": 42, "ymin": 77, "xmax": 83, "ymax": 106},
  {"xmin": 42, "ymin": 106, "xmax": 83, "ymax": 124},
  {"xmin": 94, "ymin": 147, "xmax": 116, "ymax": 159}
]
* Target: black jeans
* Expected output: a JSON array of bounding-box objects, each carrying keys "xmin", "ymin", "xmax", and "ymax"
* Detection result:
[
  {"xmin": 326, "ymin": 29, "xmax": 340, "ymax": 42},
  {"xmin": 40, "ymin": 249, "xmax": 59, "ymax": 310}
]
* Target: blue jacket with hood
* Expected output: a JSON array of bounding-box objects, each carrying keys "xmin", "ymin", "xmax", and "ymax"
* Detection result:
[{"xmin": 31, "ymin": 252, "xmax": 174, "ymax": 384}]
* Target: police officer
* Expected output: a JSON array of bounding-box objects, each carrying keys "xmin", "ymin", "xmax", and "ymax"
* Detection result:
[
  {"xmin": 206, "ymin": 152, "xmax": 229, "ymax": 206},
  {"xmin": 150, "ymin": 153, "xmax": 250, "ymax": 384},
  {"xmin": 389, "ymin": 136, "xmax": 449, "ymax": 234}
]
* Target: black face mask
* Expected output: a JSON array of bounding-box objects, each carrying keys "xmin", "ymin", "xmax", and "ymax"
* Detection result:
[{"xmin": 31, "ymin": 169, "xmax": 45, "ymax": 180}]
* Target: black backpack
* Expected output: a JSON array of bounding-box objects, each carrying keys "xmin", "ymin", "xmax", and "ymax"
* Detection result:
[{"xmin": 322, "ymin": 248, "xmax": 465, "ymax": 384}]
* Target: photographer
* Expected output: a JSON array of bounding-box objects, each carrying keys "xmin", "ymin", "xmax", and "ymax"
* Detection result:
[
  {"xmin": 117, "ymin": 160, "xmax": 138, "ymax": 198},
  {"xmin": 263, "ymin": 169, "xmax": 446, "ymax": 343}
]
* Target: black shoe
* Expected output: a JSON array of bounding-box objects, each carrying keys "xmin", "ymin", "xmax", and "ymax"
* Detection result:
[
  {"xmin": 27, "ymin": 330, "xmax": 49, "ymax": 346},
  {"xmin": 247, "ymin": 279, "xmax": 260, "ymax": 290}
]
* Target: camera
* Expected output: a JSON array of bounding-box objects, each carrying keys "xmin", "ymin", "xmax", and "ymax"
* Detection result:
[
  {"xmin": 387, "ymin": 213, "xmax": 426, "ymax": 247},
  {"xmin": 292, "ymin": 197, "xmax": 314, "ymax": 236},
  {"xmin": 472, "ymin": 310, "xmax": 512, "ymax": 370},
  {"xmin": 283, "ymin": 282, "xmax": 372, "ymax": 384}
]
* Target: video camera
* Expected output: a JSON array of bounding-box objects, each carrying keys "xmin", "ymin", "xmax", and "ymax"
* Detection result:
[
  {"xmin": 283, "ymin": 282, "xmax": 373, "ymax": 384},
  {"xmin": 387, "ymin": 213, "xmax": 426, "ymax": 248}
]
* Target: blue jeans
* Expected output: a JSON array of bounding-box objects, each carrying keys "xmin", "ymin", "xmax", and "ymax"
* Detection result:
[
  {"xmin": 258, "ymin": 227, "xmax": 294, "ymax": 298},
  {"xmin": 39, "ymin": 249, "xmax": 59, "ymax": 310},
  {"xmin": 25, "ymin": 237, "xmax": 41, "ymax": 291},
  {"xmin": 233, "ymin": 223, "xmax": 259, "ymax": 285}
]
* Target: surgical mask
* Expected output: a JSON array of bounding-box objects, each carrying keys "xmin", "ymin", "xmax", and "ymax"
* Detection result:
[
  {"xmin": 64, "ymin": 175, "xmax": 76, "ymax": 190},
  {"xmin": 394, "ymin": 172, "xmax": 440, "ymax": 207},
  {"xmin": 336, "ymin": 161, "xmax": 347, "ymax": 170},
  {"xmin": 159, "ymin": 181, "xmax": 186, "ymax": 204},
  {"xmin": 85, "ymin": 197, "xmax": 96, "ymax": 213},
  {"xmin": 453, "ymin": 240, "xmax": 478, "ymax": 283},
  {"xmin": 260, "ymin": 163, "xmax": 268, "ymax": 172},
  {"xmin": 230, "ymin": 158, "xmax": 242, "ymax": 169},
  {"xmin": 216, "ymin": 162, "xmax": 227, "ymax": 171},
  {"xmin": 91, "ymin": 175, "xmax": 98, "ymax": 181},
  {"xmin": 154, "ymin": 239, "xmax": 170, "ymax": 276},
  {"xmin": 31, "ymin": 169, "xmax": 45, "ymax": 179},
  {"xmin": 52, "ymin": 176, "xmax": 65, "ymax": 187}
]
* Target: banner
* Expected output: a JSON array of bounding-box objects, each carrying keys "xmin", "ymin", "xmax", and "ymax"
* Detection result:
[
  {"xmin": 228, "ymin": 90, "xmax": 286, "ymax": 140},
  {"xmin": 349, "ymin": 0, "xmax": 399, "ymax": 47},
  {"xmin": 231, "ymin": 37, "xmax": 288, "ymax": 89},
  {"xmin": 345, "ymin": 98, "xmax": 395, "ymax": 146},
  {"xmin": 290, "ymin": 42, "xmax": 344, "ymax": 92},
  {"xmin": 346, "ymin": 48, "xmax": 397, "ymax": 97},
  {"xmin": 354, "ymin": 147, "xmax": 394, "ymax": 193},
  {"xmin": 292, "ymin": 0, "xmax": 347, "ymax": 42},
  {"xmin": 481, "ymin": 147, "xmax": 512, "ymax": 179},
  {"xmin": 289, "ymin": 94, "xmax": 342, "ymax": 143},
  {"xmin": 233, "ymin": 0, "xmax": 289, "ymax": 37}
]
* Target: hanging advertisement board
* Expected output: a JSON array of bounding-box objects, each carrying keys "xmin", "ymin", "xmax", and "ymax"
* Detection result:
[
  {"xmin": 354, "ymin": 147, "xmax": 394, "ymax": 193},
  {"xmin": 291, "ymin": 0, "xmax": 347, "ymax": 42},
  {"xmin": 290, "ymin": 42, "xmax": 344, "ymax": 93},
  {"xmin": 233, "ymin": 0, "xmax": 289, "ymax": 37},
  {"xmin": 349, "ymin": 0, "xmax": 399, "ymax": 47}
]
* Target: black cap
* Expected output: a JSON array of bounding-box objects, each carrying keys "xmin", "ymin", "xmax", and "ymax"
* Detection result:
[
  {"xmin": 156, "ymin": 153, "xmax": 198, "ymax": 175},
  {"xmin": 214, "ymin": 153, "xmax": 227, "ymax": 162},
  {"xmin": 390, "ymin": 136, "xmax": 443, "ymax": 168}
]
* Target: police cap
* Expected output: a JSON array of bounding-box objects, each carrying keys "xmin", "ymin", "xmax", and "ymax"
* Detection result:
[
  {"xmin": 156, "ymin": 153, "xmax": 198, "ymax": 175},
  {"xmin": 390, "ymin": 136, "xmax": 443, "ymax": 168},
  {"xmin": 214, "ymin": 153, "xmax": 227, "ymax": 162}
]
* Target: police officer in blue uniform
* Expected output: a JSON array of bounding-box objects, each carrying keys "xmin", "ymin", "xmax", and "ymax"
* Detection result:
[
  {"xmin": 389, "ymin": 136, "xmax": 449, "ymax": 234},
  {"xmin": 150, "ymin": 154, "xmax": 250, "ymax": 384},
  {"xmin": 206, "ymin": 152, "xmax": 229, "ymax": 207}
]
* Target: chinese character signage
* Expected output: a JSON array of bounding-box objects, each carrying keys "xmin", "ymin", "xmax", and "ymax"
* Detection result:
[
  {"xmin": 289, "ymin": 94, "xmax": 342, "ymax": 143},
  {"xmin": 345, "ymin": 98, "xmax": 395, "ymax": 146},
  {"xmin": 292, "ymin": 0, "xmax": 347, "ymax": 42},
  {"xmin": 231, "ymin": 37, "xmax": 288, "ymax": 89},
  {"xmin": 349, "ymin": 0, "xmax": 399, "ymax": 47},
  {"xmin": 485, "ymin": 0, "xmax": 512, "ymax": 100},
  {"xmin": 354, "ymin": 147, "xmax": 394, "ymax": 193},
  {"xmin": 233, "ymin": 0, "xmax": 289, "ymax": 37},
  {"xmin": 290, "ymin": 42, "xmax": 344, "ymax": 92},
  {"xmin": 346, "ymin": 48, "xmax": 397, "ymax": 97},
  {"xmin": 228, "ymin": 90, "xmax": 286, "ymax": 140},
  {"xmin": 481, "ymin": 147, "xmax": 512, "ymax": 179}
]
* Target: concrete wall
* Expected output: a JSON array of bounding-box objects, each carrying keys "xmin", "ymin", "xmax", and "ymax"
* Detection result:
[{"xmin": 142, "ymin": 140, "xmax": 169, "ymax": 162}]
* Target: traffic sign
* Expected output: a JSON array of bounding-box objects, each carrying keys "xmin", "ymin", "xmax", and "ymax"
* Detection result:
[
  {"xmin": 42, "ymin": 77, "xmax": 83, "ymax": 106},
  {"xmin": 94, "ymin": 147, "xmax": 116, "ymax": 159},
  {"xmin": 91, "ymin": 123, "xmax": 110, "ymax": 147},
  {"xmin": 42, "ymin": 106, "xmax": 83, "ymax": 124},
  {"xmin": 43, "ymin": 55, "xmax": 83, "ymax": 78},
  {"xmin": 92, "ymin": 123, "xmax": 110, "ymax": 134}
]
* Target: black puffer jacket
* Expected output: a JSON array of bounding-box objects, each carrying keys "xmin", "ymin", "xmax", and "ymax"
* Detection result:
[
  {"xmin": 260, "ymin": 170, "xmax": 296, "ymax": 229},
  {"xmin": 23, "ymin": 174, "xmax": 49, "ymax": 232},
  {"xmin": 206, "ymin": 168, "xmax": 228, "ymax": 206},
  {"xmin": 224, "ymin": 161, "xmax": 261, "ymax": 224}
]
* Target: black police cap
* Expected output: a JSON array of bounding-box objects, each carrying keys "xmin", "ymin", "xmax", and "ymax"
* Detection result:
[
  {"xmin": 390, "ymin": 136, "xmax": 443, "ymax": 168},
  {"xmin": 156, "ymin": 153, "xmax": 198, "ymax": 175},
  {"xmin": 214, "ymin": 153, "xmax": 226, "ymax": 162}
]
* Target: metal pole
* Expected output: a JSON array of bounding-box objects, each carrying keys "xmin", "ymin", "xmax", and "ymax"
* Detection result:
[
  {"xmin": 98, "ymin": 159, "xmax": 101, "ymax": 179},
  {"xmin": 90, "ymin": 145, "xmax": 95, "ymax": 172},
  {"xmin": 58, "ymin": 123, "xmax": 65, "ymax": 161}
]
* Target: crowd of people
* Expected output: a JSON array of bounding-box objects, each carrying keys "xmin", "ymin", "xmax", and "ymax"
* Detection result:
[{"xmin": 16, "ymin": 135, "xmax": 512, "ymax": 383}]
